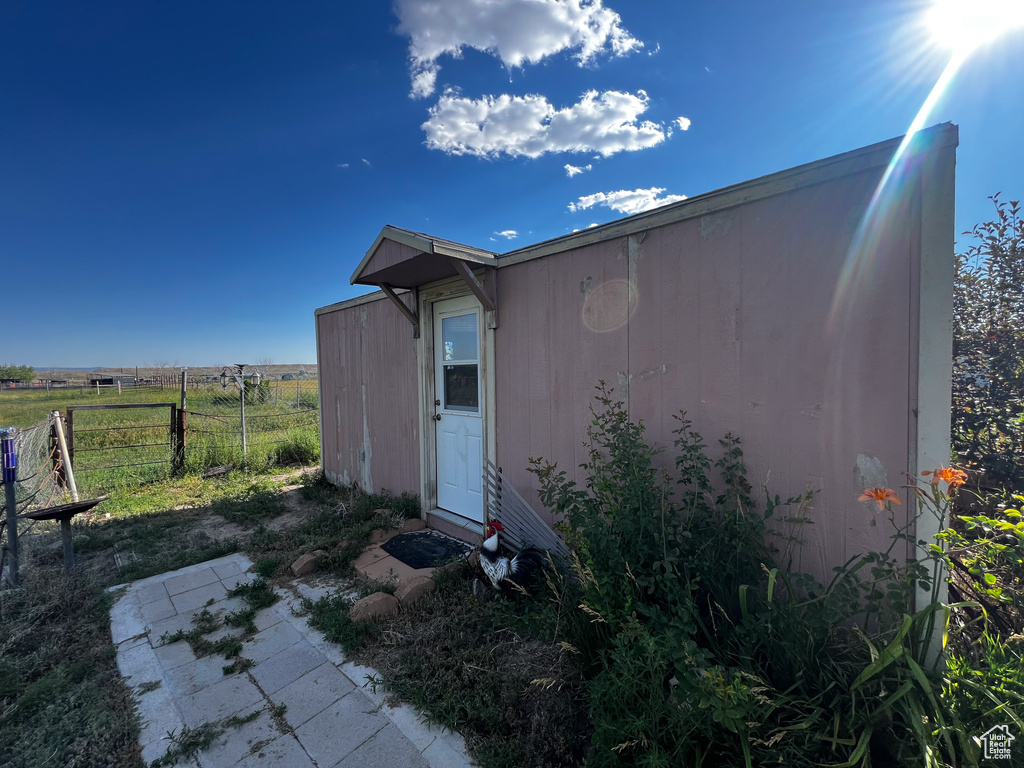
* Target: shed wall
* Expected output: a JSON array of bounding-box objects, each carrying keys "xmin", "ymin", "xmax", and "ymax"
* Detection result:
[
  {"xmin": 317, "ymin": 293, "xmax": 420, "ymax": 494},
  {"xmin": 494, "ymin": 154, "xmax": 949, "ymax": 578}
]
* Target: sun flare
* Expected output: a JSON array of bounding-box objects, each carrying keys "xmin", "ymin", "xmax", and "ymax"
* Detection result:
[{"xmin": 927, "ymin": 0, "xmax": 1024, "ymax": 52}]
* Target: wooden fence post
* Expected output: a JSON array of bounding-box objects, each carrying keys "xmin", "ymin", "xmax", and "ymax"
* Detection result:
[{"xmin": 50, "ymin": 418, "xmax": 67, "ymax": 490}]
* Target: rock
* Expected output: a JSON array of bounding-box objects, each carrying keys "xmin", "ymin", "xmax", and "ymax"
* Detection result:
[
  {"xmin": 400, "ymin": 518, "xmax": 427, "ymax": 533},
  {"xmin": 370, "ymin": 529, "xmax": 398, "ymax": 545},
  {"xmin": 372, "ymin": 508, "xmax": 391, "ymax": 518},
  {"xmin": 472, "ymin": 578, "xmax": 492, "ymax": 599},
  {"xmin": 395, "ymin": 576, "xmax": 435, "ymax": 607},
  {"xmin": 290, "ymin": 549, "xmax": 326, "ymax": 577},
  {"xmin": 349, "ymin": 592, "xmax": 399, "ymax": 622},
  {"xmin": 467, "ymin": 550, "xmax": 481, "ymax": 570},
  {"xmin": 437, "ymin": 558, "xmax": 467, "ymax": 576}
]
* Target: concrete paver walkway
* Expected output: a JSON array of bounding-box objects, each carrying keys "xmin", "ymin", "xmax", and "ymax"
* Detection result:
[{"xmin": 109, "ymin": 553, "xmax": 474, "ymax": 767}]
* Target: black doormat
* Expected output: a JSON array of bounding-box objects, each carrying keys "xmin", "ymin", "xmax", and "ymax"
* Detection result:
[{"xmin": 381, "ymin": 530, "xmax": 473, "ymax": 570}]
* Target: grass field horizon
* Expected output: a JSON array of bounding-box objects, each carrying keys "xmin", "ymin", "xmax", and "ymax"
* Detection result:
[{"xmin": 0, "ymin": 380, "xmax": 320, "ymax": 497}]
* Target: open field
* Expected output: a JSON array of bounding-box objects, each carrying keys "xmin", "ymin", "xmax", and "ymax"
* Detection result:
[{"xmin": 0, "ymin": 381, "xmax": 320, "ymax": 497}]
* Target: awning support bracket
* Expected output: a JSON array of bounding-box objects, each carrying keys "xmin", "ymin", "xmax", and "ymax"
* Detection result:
[
  {"xmin": 378, "ymin": 283, "xmax": 419, "ymax": 338},
  {"xmin": 449, "ymin": 258, "xmax": 498, "ymax": 329}
]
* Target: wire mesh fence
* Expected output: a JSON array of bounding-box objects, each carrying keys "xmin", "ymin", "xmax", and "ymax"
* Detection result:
[
  {"xmin": 1, "ymin": 414, "xmax": 70, "ymax": 585},
  {"xmin": 183, "ymin": 379, "xmax": 320, "ymax": 473},
  {"xmin": 1, "ymin": 378, "xmax": 321, "ymax": 493},
  {"xmin": 1, "ymin": 414, "xmax": 65, "ymax": 517}
]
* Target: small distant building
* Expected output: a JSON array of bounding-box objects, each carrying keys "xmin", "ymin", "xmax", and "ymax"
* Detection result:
[{"xmin": 88, "ymin": 374, "xmax": 136, "ymax": 386}]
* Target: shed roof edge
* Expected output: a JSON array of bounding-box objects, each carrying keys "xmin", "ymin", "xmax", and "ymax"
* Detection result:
[
  {"xmin": 315, "ymin": 288, "xmax": 403, "ymax": 317},
  {"xmin": 496, "ymin": 122, "xmax": 959, "ymax": 268}
]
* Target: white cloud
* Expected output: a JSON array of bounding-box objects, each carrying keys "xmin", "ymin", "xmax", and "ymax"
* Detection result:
[
  {"xmin": 337, "ymin": 163, "xmax": 349, "ymax": 168},
  {"xmin": 361, "ymin": 158, "xmax": 371, "ymax": 166},
  {"xmin": 494, "ymin": 229, "xmax": 518, "ymax": 239},
  {"xmin": 675, "ymin": 116, "xmax": 691, "ymax": 130},
  {"xmin": 423, "ymin": 89, "xmax": 666, "ymax": 158},
  {"xmin": 569, "ymin": 187, "xmax": 687, "ymax": 215},
  {"xmin": 572, "ymin": 222, "xmax": 600, "ymax": 232},
  {"xmin": 396, "ymin": 0, "xmax": 642, "ymax": 99},
  {"xmin": 565, "ymin": 163, "xmax": 593, "ymax": 177}
]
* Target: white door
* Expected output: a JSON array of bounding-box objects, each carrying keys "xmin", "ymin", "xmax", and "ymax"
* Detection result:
[{"xmin": 433, "ymin": 296, "xmax": 484, "ymax": 522}]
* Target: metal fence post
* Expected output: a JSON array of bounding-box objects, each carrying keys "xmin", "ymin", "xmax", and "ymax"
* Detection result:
[
  {"xmin": 296, "ymin": 381, "xmax": 300, "ymax": 408},
  {"xmin": 176, "ymin": 407, "xmax": 186, "ymax": 473},
  {"xmin": 1, "ymin": 427, "xmax": 20, "ymax": 586},
  {"xmin": 240, "ymin": 382, "xmax": 247, "ymax": 462},
  {"xmin": 66, "ymin": 408, "xmax": 75, "ymax": 473},
  {"xmin": 180, "ymin": 368, "xmax": 188, "ymax": 412}
]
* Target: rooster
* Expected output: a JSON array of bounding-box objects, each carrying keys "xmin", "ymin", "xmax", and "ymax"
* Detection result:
[{"xmin": 479, "ymin": 520, "xmax": 546, "ymax": 592}]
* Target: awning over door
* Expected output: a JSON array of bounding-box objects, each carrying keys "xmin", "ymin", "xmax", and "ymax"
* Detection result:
[
  {"xmin": 351, "ymin": 226, "xmax": 497, "ymax": 289},
  {"xmin": 351, "ymin": 226, "xmax": 499, "ymax": 335}
]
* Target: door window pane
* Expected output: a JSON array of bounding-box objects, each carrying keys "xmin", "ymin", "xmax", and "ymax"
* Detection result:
[
  {"xmin": 442, "ymin": 314, "xmax": 477, "ymax": 361},
  {"xmin": 444, "ymin": 364, "xmax": 479, "ymax": 411}
]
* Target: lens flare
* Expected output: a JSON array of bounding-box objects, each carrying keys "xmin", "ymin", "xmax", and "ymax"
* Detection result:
[
  {"xmin": 927, "ymin": 0, "xmax": 1024, "ymax": 53},
  {"xmin": 827, "ymin": 49, "xmax": 967, "ymax": 333}
]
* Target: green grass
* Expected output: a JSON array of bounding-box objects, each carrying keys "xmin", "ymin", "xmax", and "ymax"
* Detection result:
[
  {"xmin": 0, "ymin": 384, "xmax": 183, "ymax": 429},
  {"xmin": 0, "ymin": 569, "xmax": 144, "ymax": 768},
  {"xmin": 0, "ymin": 382, "xmax": 320, "ymax": 497},
  {"xmin": 63, "ymin": 471, "xmax": 299, "ymax": 583}
]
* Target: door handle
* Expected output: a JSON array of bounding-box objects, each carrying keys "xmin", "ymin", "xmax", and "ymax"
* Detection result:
[{"xmin": 433, "ymin": 414, "xmax": 442, "ymax": 421}]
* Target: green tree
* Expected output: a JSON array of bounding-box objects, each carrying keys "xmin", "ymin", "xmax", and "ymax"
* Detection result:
[
  {"xmin": 952, "ymin": 194, "xmax": 1024, "ymax": 488},
  {"xmin": 0, "ymin": 364, "xmax": 34, "ymax": 382}
]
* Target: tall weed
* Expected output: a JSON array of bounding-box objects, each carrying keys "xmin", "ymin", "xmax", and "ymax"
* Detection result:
[{"xmin": 529, "ymin": 384, "xmax": 1017, "ymax": 767}]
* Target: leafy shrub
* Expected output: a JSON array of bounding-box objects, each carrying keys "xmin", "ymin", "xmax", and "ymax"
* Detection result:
[
  {"xmin": 529, "ymin": 385, "xmax": 1016, "ymax": 767},
  {"xmin": 953, "ymin": 194, "xmax": 1024, "ymax": 489}
]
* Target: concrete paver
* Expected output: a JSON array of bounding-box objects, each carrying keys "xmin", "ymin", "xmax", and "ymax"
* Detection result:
[
  {"xmin": 235, "ymin": 734, "xmax": 316, "ymax": 768},
  {"xmin": 109, "ymin": 553, "xmax": 475, "ymax": 768},
  {"xmin": 171, "ymin": 581, "xmax": 230, "ymax": 613},
  {"xmin": 294, "ymin": 690, "xmax": 388, "ymax": 765},
  {"xmin": 180, "ymin": 673, "xmax": 266, "ymax": 727},
  {"xmin": 335, "ymin": 723, "xmax": 430, "ymax": 768},
  {"xmin": 165, "ymin": 653, "xmax": 234, "ymax": 697},
  {"xmin": 195, "ymin": 705, "xmax": 281, "ymax": 767},
  {"xmin": 242, "ymin": 621, "xmax": 304, "ymax": 664},
  {"xmin": 164, "ymin": 566, "xmax": 221, "ymax": 596},
  {"xmin": 271, "ymin": 662, "xmax": 355, "ymax": 729},
  {"xmin": 140, "ymin": 594, "xmax": 178, "ymax": 623},
  {"xmin": 248, "ymin": 639, "xmax": 325, "ymax": 695}
]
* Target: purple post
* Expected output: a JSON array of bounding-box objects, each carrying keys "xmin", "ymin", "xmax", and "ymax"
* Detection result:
[{"xmin": 1, "ymin": 427, "xmax": 19, "ymax": 586}]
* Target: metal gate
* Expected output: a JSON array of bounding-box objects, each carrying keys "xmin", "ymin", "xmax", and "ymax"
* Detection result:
[{"xmin": 66, "ymin": 403, "xmax": 181, "ymax": 490}]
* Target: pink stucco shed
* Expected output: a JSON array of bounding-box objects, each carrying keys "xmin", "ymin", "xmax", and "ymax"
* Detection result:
[{"xmin": 316, "ymin": 123, "xmax": 957, "ymax": 583}]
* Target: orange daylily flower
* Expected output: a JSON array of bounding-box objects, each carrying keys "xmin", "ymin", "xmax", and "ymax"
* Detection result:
[
  {"xmin": 858, "ymin": 487, "xmax": 902, "ymax": 510},
  {"xmin": 921, "ymin": 467, "xmax": 968, "ymax": 487}
]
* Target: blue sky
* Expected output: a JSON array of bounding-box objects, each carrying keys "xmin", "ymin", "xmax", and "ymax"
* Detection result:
[{"xmin": 3, "ymin": 1, "xmax": 1022, "ymax": 367}]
